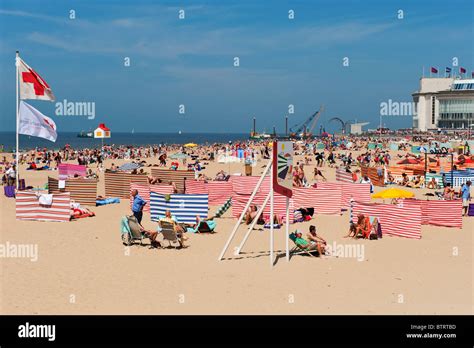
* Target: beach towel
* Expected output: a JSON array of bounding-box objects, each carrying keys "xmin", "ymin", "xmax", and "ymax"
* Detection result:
[
  {"xmin": 96, "ymin": 197, "xmax": 120, "ymax": 206},
  {"xmin": 39, "ymin": 194, "xmax": 53, "ymax": 206},
  {"xmin": 121, "ymin": 216, "xmax": 131, "ymax": 235}
]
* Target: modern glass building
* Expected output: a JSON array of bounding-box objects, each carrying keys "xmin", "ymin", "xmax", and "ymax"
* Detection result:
[{"xmin": 412, "ymin": 78, "xmax": 474, "ymax": 130}]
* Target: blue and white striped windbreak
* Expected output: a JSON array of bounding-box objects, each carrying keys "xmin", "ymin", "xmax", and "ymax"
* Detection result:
[{"xmin": 150, "ymin": 192, "xmax": 209, "ymax": 223}]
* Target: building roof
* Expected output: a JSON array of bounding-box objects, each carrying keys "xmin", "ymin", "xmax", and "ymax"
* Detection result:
[{"xmin": 96, "ymin": 123, "xmax": 110, "ymax": 131}]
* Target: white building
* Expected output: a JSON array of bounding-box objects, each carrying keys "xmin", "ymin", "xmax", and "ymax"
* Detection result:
[{"xmin": 412, "ymin": 78, "xmax": 474, "ymax": 131}]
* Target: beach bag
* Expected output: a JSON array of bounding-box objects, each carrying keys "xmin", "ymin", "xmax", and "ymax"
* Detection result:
[
  {"xmin": 4, "ymin": 185, "xmax": 15, "ymax": 198},
  {"xmin": 18, "ymin": 179, "xmax": 26, "ymax": 191}
]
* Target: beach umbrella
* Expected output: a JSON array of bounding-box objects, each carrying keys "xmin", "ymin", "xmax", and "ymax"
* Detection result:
[
  {"xmin": 371, "ymin": 188, "xmax": 415, "ymax": 199},
  {"xmin": 170, "ymin": 153, "xmax": 188, "ymax": 159},
  {"xmin": 184, "ymin": 143, "xmax": 198, "ymax": 148}
]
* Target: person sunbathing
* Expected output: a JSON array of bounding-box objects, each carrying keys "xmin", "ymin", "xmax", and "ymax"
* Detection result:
[
  {"xmin": 215, "ymin": 170, "xmax": 226, "ymax": 181},
  {"xmin": 399, "ymin": 173, "xmax": 409, "ymax": 186},
  {"xmin": 345, "ymin": 214, "xmax": 368, "ymax": 238},
  {"xmin": 426, "ymin": 177, "xmax": 438, "ymax": 189},
  {"xmin": 443, "ymin": 183, "xmax": 454, "ymax": 200},
  {"xmin": 412, "ymin": 175, "xmax": 424, "ymax": 188},
  {"xmin": 158, "ymin": 210, "xmax": 188, "ymax": 246},
  {"xmin": 293, "ymin": 230, "xmax": 319, "ymax": 253},
  {"xmin": 306, "ymin": 225, "xmax": 327, "ymax": 255},
  {"xmin": 245, "ymin": 204, "xmax": 259, "ymax": 225},
  {"xmin": 387, "ymin": 171, "xmax": 395, "ymax": 184},
  {"xmin": 148, "ymin": 175, "xmax": 159, "ymax": 184}
]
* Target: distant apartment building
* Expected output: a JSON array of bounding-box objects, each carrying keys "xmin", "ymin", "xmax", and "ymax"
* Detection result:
[{"xmin": 412, "ymin": 77, "xmax": 474, "ymax": 131}]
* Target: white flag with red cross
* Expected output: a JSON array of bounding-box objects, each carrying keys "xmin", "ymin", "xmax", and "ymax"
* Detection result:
[{"xmin": 17, "ymin": 57, "xmax": 55, "ymax": 101}]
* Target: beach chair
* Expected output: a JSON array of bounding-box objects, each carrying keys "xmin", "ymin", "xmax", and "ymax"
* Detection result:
[
  {"xmin": 160, "ymin": 221, "xmax": 182, "ymax": 248},
  {"xmin": 121, "ymin": 215, "xmax": 146, "ymax": 246},
  {"xmin": 368, "ymin": 216, "xmax": 381, "ymax": 239},
  {"xmin": 288, "ymin": 233, "xmax": 319, "ymax": 258}
]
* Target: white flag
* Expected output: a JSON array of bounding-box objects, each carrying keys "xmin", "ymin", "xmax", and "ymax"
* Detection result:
[
  {"xmin": 17, "ymin": 57, "xmax": 55, "ymax": 101},
  {"xmin": 19, "ymin": 101, "xmax": 57, "ymax": 142}
]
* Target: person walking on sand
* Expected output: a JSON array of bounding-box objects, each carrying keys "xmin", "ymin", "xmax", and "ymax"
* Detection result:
[
  {"xmin": 461, "ymin": 181, "xmax": 471, "ymax": 216},
  {"xmin": 131, "ymin": 189, "xmax": 147, "ymax": 224}
]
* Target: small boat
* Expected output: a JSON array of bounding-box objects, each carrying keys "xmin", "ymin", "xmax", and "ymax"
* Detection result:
[
  {"xmin": 249, "ymin": 131, "xmax": 271, "ymax": 140},
  {"xmin": 77, "ymin": 130, "xmax": 93, "ymax": 138}
]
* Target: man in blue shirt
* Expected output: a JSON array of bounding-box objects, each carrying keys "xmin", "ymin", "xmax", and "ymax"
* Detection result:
[
  {"xmin": 131, "ymin": 189, "xmax": 147, "ymax": 224},
  {"xmin": 461, "ymin": 180, "xmax": 471, "ymax": 216}
]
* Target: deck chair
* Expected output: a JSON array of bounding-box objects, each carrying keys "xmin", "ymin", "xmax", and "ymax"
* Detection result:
[
  {"xmin": 368, "ymin": 216, "xmax": 380, "ymax": 239},
  {"xmin": 288, "ymin": 232, "xmax": 319, "ymax": 258},
  {"xmin": 160, "ymin": 220, "xmax": 182, "ymax": 248},
  {"xmin": 121, "ymin": 215, "xmax": 146, "ymax": 246}
]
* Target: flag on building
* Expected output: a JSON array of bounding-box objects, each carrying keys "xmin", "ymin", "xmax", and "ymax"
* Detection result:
[
  {"xmin": 18, "ymin": 101, "xmax": 57, "ymax": 142},
  {"xmin": 445, "ymin": 67, "xmax": 451, "ymax": 77},
  {"xmin": 430, "ymin": 67, "xmax": 438, "ymax": 74},
  {"xmin": 17, "ymin": 57, "xmax": 55, "ymax": 101},
  {"xmin": 460, "ymin": 67, "xmax": 466, "ymax": 74}
]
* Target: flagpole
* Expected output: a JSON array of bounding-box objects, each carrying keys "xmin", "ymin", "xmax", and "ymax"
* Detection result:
[{"xmin": 15, "ymin": 50, "xmax": 20, "ymax": 190}]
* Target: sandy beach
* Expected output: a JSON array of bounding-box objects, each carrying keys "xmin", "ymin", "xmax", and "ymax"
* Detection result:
[{"xmin": 1, "ymin": 149, "xmax": 472, "ymax": 315}]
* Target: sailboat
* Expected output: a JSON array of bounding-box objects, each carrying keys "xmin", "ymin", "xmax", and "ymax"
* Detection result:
[{"xmin": 131, "ymin": 128, "xmax": 135, "ymax": 134}]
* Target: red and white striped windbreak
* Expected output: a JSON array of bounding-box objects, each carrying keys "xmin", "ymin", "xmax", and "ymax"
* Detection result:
[
  {"xmin": 232, "ymin": 176, "xmax": 270, "ymax": 195},
  {"xmin": 16, "ymin": 191, "xmax": 70, "ymax": 222},
  {"xmin": 149, "ymin": 184, "xmax": 175, "ymax": 195},
  {"xmin": 185, "ymin": 180, "xmax": 209, "ymax": 194},
  {"xmin": 293, "ymin": 185, "xmax": 342, "ymax": 215},
  {"xmin": 402, "ymin": 199, "xmax": 462, "ymax": 228},
  {"xmin": 352, "ymin": 201, "xmax": 422, "ymax": 239},
  {"xmin": 341, "ymin": 183, "xmax": 371, "ymax": 208},
  {"xmin": 335, "ymin": 168, "xmax": 354, "ymax": 183},
  {"xmin": 208, "ymin": 181, "xmax": 233, "ymax": 206}
]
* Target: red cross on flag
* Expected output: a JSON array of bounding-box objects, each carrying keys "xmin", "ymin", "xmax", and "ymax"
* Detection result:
[{"xmin": 17, "ymin": 57, "xmax": 55, "ymax": 101}]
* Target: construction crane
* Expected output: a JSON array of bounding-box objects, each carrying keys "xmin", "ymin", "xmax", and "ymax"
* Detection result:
[{"xmin": 289, "ymin": 105, "xmax": 324, "ymax": 139}]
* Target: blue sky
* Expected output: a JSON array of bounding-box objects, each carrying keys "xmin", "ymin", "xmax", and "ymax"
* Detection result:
[{"xmin": 0, "ymin": 0, "xmax": 472, "ymax": 133}]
